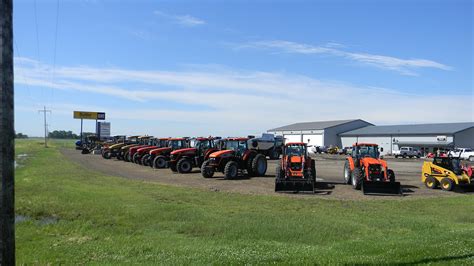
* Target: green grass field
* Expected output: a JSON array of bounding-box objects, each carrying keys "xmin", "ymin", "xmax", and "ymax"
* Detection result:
[{"xmin": 15, "ymin": 139, "xmax": 474, "ymax": 264}]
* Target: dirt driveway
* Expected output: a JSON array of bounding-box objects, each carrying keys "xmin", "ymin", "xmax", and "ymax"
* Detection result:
[{"xmin": 61, "ymin": 149, "xmax": 473, "ymax": 200}]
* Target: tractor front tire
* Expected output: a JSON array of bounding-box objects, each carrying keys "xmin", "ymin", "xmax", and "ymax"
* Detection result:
[
  {"xmin": 424, "ymin": 176, "xmax": 438, "ymax": 189},
  {"xmin": 201, "ymin": 160, "xmax": 214, "ymax": 178},
  {"xmin": 103, "ymin": 152, "xmax": 111, "ymax": 159},
  {"xmin": 351, "ymin": 168, "xmax": 362, "ymax": 190},
  {"xmin": 252, "ymin": 154, "xmax": 267, "ymax": 176},
  {"xmin": 123, "ymin": 152, "xmax": 130, "ymax": 162},
  {"xmin": 270, "ymin": 149, "xmax": 280, "ymax": 160},
  {"xmin": 224, "ymin": 161, "xmax": 239, "ymax": 179},
  {"xmin": 387, "ymin": 169, "xmax": 396, "ymax": 182},
  {"xmin": 177, "ymin": 158, "xmax": 193, "ymax": 173},
  {"xmin": 343, "ymin": 161, "xmax": 351, "ymax": 184},
  {"xmin": 153, "ymin": 156, "xmax": 167, "ymax": 169},
  {"xmin": 440, "ymin": 178, "xmax": 454, "ymax": 191},
  {"xmin": 141, "ymin": 154, "xmax": 150, "ymax": 166},
  {"xmin": 133, "ymin": 153, "xmax": 140, "ymax": 164}
]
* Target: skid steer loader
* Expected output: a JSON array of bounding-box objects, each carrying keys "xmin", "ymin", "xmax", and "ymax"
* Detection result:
[
  {"xmin": 275, "ymin": 142, "xmax": 316, "ymax": 192},
  {"xmin": 421, "ymin": 156, "xmax": 474, "ymax": 191},
  {"xmin": 343, "ymin": 143, "xmax": 402, "ymax": 195}
]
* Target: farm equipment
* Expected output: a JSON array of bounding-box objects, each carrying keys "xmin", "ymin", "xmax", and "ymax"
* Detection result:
[
  {"xmin": 201, "ymin": 137, "xmax": 267, "ymax": 179},
  {"xmin": 168, "ymin": 137, "xmax": 218, "ymax": 173},
  {"xmin": 421, "ymin": 156, "xmax": 474, "ymax": 191},
  {"xmin": 127, "ymin": 137, "xmax": 156, "ymax": 163},
  {"xmin": 117, "ymin": 136, "xmax": 151, "ymax": 161},
  {"xmin": 134, "ymin": 138, "xmax": 169, "ymax": 165},
  {"xmin": 343, "ymin": 143, "xmax": 402, "ymax": 195},
  {"xmin": 149, "ymin": 138, "xmax": 190, "ymax": 169},
  {"xmin": 101, "ymin": 135, "xmax": 130, "ymax": 159},
  {"xmin": 248, "ymin": 133, "xmax": 284, "ymax": 159},
  {"xmin": 275, "ymin": 142, "xmax": 316, "ymax": 192},
  {"xmin": 80, "ymin": 136, "xmax": 102, "ymax": 154}
]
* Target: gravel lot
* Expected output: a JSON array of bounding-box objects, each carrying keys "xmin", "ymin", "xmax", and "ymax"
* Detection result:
[{"xmin": 62, "ymin": 149, "xmax": 473, "ymax": 200}]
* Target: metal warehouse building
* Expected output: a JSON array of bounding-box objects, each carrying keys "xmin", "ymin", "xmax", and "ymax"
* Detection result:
[
  {"xmin": 267, "ymin": 119, "xmax": 372, "ymax": 147},
  {"xmin": 340, "ymin": 122, "xmax": 474, "ymax": 156}
]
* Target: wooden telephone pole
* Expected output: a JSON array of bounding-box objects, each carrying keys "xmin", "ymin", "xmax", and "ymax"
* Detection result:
[
  {"xmin": 38, "ymin": 106, "xmax": 51, "ymax": 148},
  {"xmin": 0, "ymin": 0, "xmax": 15, "ymax": 264}
]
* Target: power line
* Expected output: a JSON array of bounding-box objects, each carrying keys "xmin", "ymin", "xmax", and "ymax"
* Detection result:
[{"xmin": 38, "ymin": 106, "xmax": 52, "ymax": 148}]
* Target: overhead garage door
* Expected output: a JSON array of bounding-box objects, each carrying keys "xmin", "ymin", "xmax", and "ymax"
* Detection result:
[
  {"xmin": 303, "ymin": 134, "xmax": 323, "ymax": 146},
  {"xmin": 283, "ymin": 134, "xmax": 302, "ymax": 143}
]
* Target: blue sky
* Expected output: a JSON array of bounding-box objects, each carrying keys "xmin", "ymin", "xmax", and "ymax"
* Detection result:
[{"xmin": 14, "ymin": 0, "xmax": 473, "ymax": 137}]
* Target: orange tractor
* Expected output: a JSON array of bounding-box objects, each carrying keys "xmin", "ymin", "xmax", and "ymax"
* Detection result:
[
  {"xmin": 275, "ymin": 142, "xmax": 316, "ymax": 192},
  {"xmin": 133, "ymin": 138, "xmax": 169, "ymax": 165},
  {"xmin": 168, "ymin": 137, "xmax": 218, "ymax": 173},
  {"xmin": 343, "ymin": 143, "xmax": 401, "ymax": 195},
  {"xmin": 201, "ymin": 137, "xmax": 267, "ymax": 179}
]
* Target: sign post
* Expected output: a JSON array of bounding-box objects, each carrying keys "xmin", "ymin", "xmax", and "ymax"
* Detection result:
[{"xmin": 73, "ymin": 111, "xmax": 106, "ymax": 141}]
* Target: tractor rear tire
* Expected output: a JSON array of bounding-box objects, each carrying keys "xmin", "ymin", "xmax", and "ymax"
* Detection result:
[
  {"xmin": 343, "ymin": 161, "xmax": 351, "ymax": 184},
  {"xmin": 387, "ymin": 169, "xmax": 396, "ymax": 182},
  {"xmin": 424, "ymin": 176, "xmax": 438, "ymax": 189},
  {"xmin": 224, "ymin": 161, "xmax": 239, "ymax": 179},
  {"xmin": 201, "ymin": 160, "xmax": 214, "ymax": 178},
  {"xmin": 351, "ymin": 167, "xmax": 362, "ymax": 190},
  {"xmin": 440, "ymin": 178, "xmax": 454, "ymax": 191},
  {"xmin": 177, "ymin": 158, "xmax": 193, "ymax": 173},
  {"xmin": 252, "ymin": 154, "xmax": 267, "ymax": 176},
  {"xmin": 153, "ymin": 156, "xmax": 167, "ymax": 169},
  {"xmin": 141, "ymin": 154, "xmax": 150, "ymax": 166}
]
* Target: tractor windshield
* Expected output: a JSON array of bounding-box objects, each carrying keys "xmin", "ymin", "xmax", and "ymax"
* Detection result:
[
  {"xmin": 355, "ymin": 145, "xmax": 379, "ymax": 158},
  {"xmin": 285, "ymin": 144, "xmax": 306, "ymax": 156},
  {"xmin": 195, "ymin": 140, "xmax": 212, "ymax": 151},
  {"xmin": 170, "ymin": 140, "xmax": 185, "ymax": 149},
  {"xmin": 225, "ymin": 140, "xmax": 247, "ymax": 154}
]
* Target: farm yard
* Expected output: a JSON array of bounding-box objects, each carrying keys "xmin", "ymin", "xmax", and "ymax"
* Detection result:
[{"xmin": 15, "ymin": 139, "xmax": 474, "ymax": 264}]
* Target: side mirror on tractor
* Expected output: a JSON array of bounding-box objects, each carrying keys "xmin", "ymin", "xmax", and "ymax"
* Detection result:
[{"xmin": 380, "ymin": 147, "xmax": 384, "ymax": 152}]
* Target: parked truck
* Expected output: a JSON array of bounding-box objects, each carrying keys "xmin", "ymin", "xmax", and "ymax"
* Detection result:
[
  {"xmin": 393, "ymin": 147, "xmax": 421, "ymax": 158},
  {"xmin": 448, "ymin": 148, "xmax": 474, "ymax": 161}
]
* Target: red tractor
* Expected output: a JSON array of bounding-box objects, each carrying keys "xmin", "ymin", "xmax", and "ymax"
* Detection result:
[
  {"xmin": 127, "ymin": 137, "xmax": 156, "ymax": 162},
  {"xmin": 168, "ymin": 137, "xmax": 218, "ymax": 173},
  {"xmin": 275, "ymin": 142, "xmax": 316, "ymax": 192},
  {"xmin": 148, "ymin": 138, "xmax": 190, "ymax": 169},
  {"xmin": 343, "ymin": 143, "xmax": 401, "ymax": 195},
  {"xmin": 201, "ymin": 137, "xmax": 267, "ymax": 179},
  {"xmin": 133, "ymin": 138, "xmax": 169, "ymax": 165}
]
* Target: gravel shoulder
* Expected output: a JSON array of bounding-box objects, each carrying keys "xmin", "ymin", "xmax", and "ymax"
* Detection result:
[{"xmin": 61, "ymin": 149, "xmax": 473, "ymax": 200}]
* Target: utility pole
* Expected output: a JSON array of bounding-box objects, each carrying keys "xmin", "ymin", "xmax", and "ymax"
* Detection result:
[
  {"xmin": 38, "ymin": 106, "xmax": 51, "ymax": 148},
  {"xmin": 0, "ymin": 0, "xmax": 15, "ymax": 264}
]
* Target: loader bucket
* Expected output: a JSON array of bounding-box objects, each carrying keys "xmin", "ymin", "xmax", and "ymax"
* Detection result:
[
  {"xmin": 275, "ymin": 179, "xmax": 315, "ymax": 193},
  {"xmin": 362, "ymin": 180, "xmax": 402, "ymax": 195}
]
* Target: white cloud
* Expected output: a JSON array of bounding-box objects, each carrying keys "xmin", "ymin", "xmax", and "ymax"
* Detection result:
[
  {"xmin": 14, "ymin": 57, "xmax": 472, "ymax": 136},
  {"xmin": 241, "ymin": 40, "xmax": 452, "ymax": 75},
  {"xmin": 154, "ymin": 10, "xmax": 205, "ymax": 27}
]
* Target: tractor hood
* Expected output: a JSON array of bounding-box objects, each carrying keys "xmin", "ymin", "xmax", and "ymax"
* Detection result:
[
  {"xmin": 121, "ymin": 144, "xmax": 139, "ymax": 150},
  {"xmin": 210, "ymin": 150, "xmax": 234, "ymax": 158},
  {"xmin": 137, "ymin": 146, "xmax": 157, "ymax": 154},
  {"xmin": 109, "ymin": 143, "xmax": 126, "ymax": 150},
  {"xmin": 289, "ymin": 156, "xmax": 303, "ymax": 163},
  {"xmin": 130, "ymin": 145, "xmax": 147, "ymax": 153},
  {"xmin": 171, "ymin": 148, "xmax": 197, "ymax": 155},
  {"xmin": 362, "ymin": 157, "xmax": 386, "ymax": 167},
  {"xmin": 150, "ymin": 147, "xmax": 172, "ymax": 155}
]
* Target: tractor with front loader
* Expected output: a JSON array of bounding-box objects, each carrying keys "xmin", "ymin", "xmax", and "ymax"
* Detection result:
[
  {"xmin": 421, "ymin": 156, "xmax": 474, "ymax": 191},
  {"xmin": 343, "ymin": 143, "xmax": 402, "ymax": 195},
  {"xmin": 201, "ymin": 137, "xmax": 267, "ymax": 179},
  {"xmin": 168, "ymin": 137, "xmax": 218, "ymax": 173},
  {"xmin": 149, "ymin": 138, "xmax": 190, "ymax": 169},
  {"xmin": 133, "ymin": 138, "xmax": 169, "ymax": 165},
  {"xmin": 275, "ymin": 142, "xmax": 316, "ymax": 192}
]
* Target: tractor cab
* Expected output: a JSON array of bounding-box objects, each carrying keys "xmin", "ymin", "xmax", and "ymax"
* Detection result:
[
  {"xmin": 168, "ymin": 138, "xmax": 190, "ymax": 150},
  {"xmin": 352, "ymin": 143, "xmax": 380, "ymax": 159},
  {"xmin": 221, "ymin": 138, "xmax": 249, "ymax": 156},
  {"xmin": 190, "ymin": 138, "xmax": 215, "ymax": 154},
  {"xmin": 285, "ymin": 143, "xmax": 307, "ymax": 157}
]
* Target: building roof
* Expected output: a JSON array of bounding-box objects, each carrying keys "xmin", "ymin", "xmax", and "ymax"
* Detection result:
[
  {"xmin": 340, "ymin": 122, "xmax": 474, "ymax": 136},
  {"xmin": 268, "ymin": 119, "xmax": 369, "ymax": 132}
]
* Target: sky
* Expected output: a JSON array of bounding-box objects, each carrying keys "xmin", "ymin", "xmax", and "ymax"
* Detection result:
[{"xmin": 13, "ymin": 0, "xmax": 474, "ymax": 137}]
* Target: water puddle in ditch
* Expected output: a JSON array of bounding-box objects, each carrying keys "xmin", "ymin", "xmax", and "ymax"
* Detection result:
[
  {"xmin": 15, "ymin": 215, "xmax": 59, "ymax": 225},
  {"xmin": 15, "ymin": 154, "xmax": 29, "ymax": 169}
]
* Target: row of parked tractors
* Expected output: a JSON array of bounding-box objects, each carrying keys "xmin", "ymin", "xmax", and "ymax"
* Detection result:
[{"xmin": 84, "ymin": 135, "xmax": 473, "ymax": 194}]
